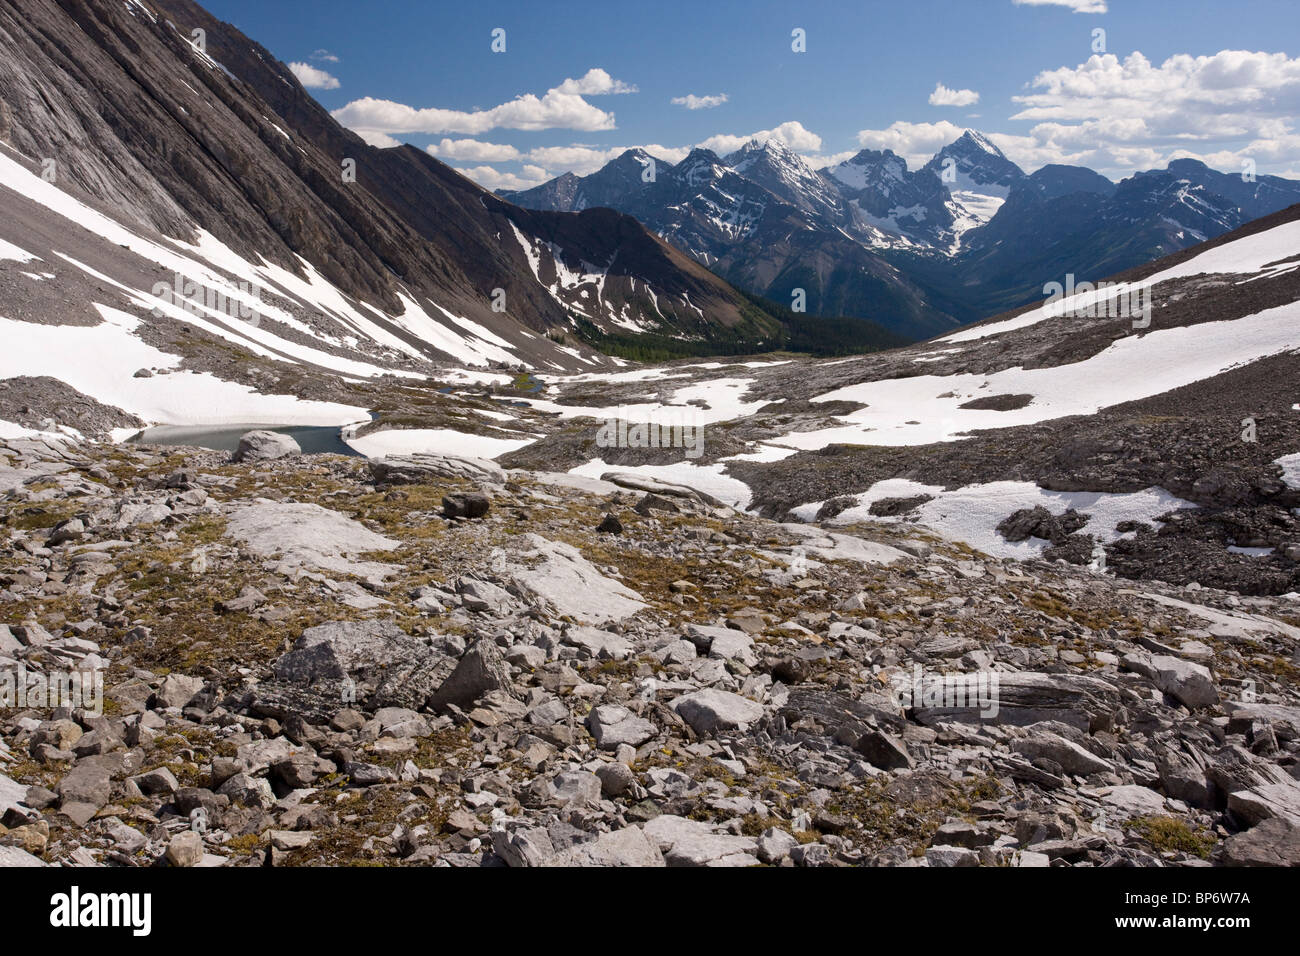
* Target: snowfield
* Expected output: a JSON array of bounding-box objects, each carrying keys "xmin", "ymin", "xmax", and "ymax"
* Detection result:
[
  {"xmin": 792, "ymin": 479, "xmax": 1199, "ymax": 561},
  {"xmin": 779, "ymin": 301, "xmax": 1300, "ymax": 448},
  {"xmin": 568, "ymin": 458, "xmax": 754, "ymax": 510},
  {"xmin": 0, "ymin": 305, "xmax": 367, "ymax": 427},
  {"xmin": 343, "ymin": 428, "xmax": 536, "ymax": 459},
  {"xmin": 943, "ymin": 218, "xmax": 1300, "ymax": 345},
  {"xmin": 1276, "ymin": 453, "xmax": 1300, "ymax": 491}
]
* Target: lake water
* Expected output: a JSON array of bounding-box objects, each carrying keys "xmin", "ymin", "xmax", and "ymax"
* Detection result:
[{"xmin": 128, "ymin": 423, "xmax": 361, "ymax": 457}]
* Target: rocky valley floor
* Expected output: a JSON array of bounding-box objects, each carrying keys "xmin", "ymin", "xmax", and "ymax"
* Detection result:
[{"xmin": 1, "ymin": 434, "xmax": 1298, "ymax": 868}]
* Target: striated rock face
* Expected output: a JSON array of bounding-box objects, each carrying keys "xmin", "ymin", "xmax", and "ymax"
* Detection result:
[{"xmin": 0, "ymin": 0, "xmax": 781, "ymax": 369}]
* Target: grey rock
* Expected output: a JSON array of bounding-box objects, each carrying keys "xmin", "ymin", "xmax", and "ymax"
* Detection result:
[
  {"xmin": 0, "ymin": 845, "xmax": 46, "ymax": 867},
  {"xmin": 547, "ymin": 827, "xmax": 665, "ymax": 866},
  {"xmin": 562, "ymin": 626, "xmax": 633, "ymax": 661},
  {"xmin": 1227, "ymin": 781, "xmax": 1300, "ymax": 826},
  {"xmin": 1149, "ymin": 655, "xmax": 1219, "ymax": 709},
  {"xmin": 216, "ymin": 772, "xmax": 276, "ymax": 808},
  {"xmin": 855, "ymin": 730, "xmax": 913, "ymax": 770},
  {"xmin": 154, "ymin": 673, "xmax": 205, "ymax": 710},
  {"xmin": 757, "ymin": 827, "xmax": 799, "ymax": 863},
  {"xmin": 442, "ymin": 492, "xmax": 490, "ymax": 519},
  {"xmin": 595, "ymin": 761, "xmax": 636, "ymax": 797},
  {"xmin": 1011, "ymin": 731, "xmax": 1112, "ymax": 777},
  {"xmin": 427, "ymin": 638, "xmax": 514, "ymax": 713},
  {"xmin": 548, "ymin": 771, "xmax": 602, "ymax": 807},
  {"xmin": 165, "ymin": 830, "xmax": 204, "ymax": 867},
  {"xmin": 642, "ymin": 814, "xmax": 759, "ymax": 867},
  {"xmin": 1214, "ymin": 817, "xmax": 1300, "ymax": 866},
  {"xmin": 586, "ymin": 705, "xmax": 656, "ymax": 750},
  {"xmin": 912, "ymin": 671, "xmax": 1120, "ymax": 732},
  {"xmin": 368, "ymin": 454, "xmax": 505, "ymax": 485},
  {"xmin": 926, "ymin": 845, "xmax": 980, "ymax": 867},
  {"xmin": 232, "ymin": 430, "xmax": 301, "ymax": 463},
  {"xmin": 492, "ymin": 827, "xmax": 554, "ymax": 867},
  {"xmin": 672, "ymin": 689, "xmax": 764, "ymax": 736},
  {"xmin": 130, "ymin": 767, "xmax": 178, "ymax": 796}
]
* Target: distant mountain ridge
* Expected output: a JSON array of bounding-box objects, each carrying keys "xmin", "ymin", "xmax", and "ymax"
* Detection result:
[{"xmin": 505, "ymin": 129, "xmax": 1300, "ymax": 334}]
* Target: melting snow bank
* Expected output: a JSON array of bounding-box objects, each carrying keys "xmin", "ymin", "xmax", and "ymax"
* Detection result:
[
  {"xmin": 0, "ymin": 307, "xmax": 368, "ymax": 428},
  {"xmin": 568, "ymin": 459, "xmax": 754, "ymax": 511},
  {"xmin": 343, "ymin": 427, "xmax": 536, "ymax": 460},
  {"xmin": 793, "ymin": 479, "xmax": 1198, "ymax": 561},
  {"xmin": 788, "ymin": 300, "xmax": 1300, "ymax": 447},
  {"xmin": 940, "ymin": 218, "xmax": 1300, "ymax": 344},
  {"xmin": 1275, "ymin": 453, "xmax": 1300, "ymax": 490}
]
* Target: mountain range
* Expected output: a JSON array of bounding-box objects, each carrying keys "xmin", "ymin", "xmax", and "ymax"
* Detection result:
[{"xmin": 504, "ymin": 132, "xmax": 1300, "ymax": 336}]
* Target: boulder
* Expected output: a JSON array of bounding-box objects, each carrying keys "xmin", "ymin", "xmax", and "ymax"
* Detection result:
[
  {"xmin": 672, "ymin": 689, "xmax": 764, "ymax": 736},
  {"xmin": 586, "ymin": 705, "xmax": 656, "ymax": 750},
  {"xmin": 442, "ymin": 492, "xmax": 490, "ymax": 519},
  {"xmin": 368, "ymin": 454, "xmax": 504, "ymax": 485},
  {"xmin": 232, "ymin": 430, "xmax": 300, "ymax": 463},
  {"xmin": 427, "ymin": 638, "xmax": 514, "ymax": 713}
]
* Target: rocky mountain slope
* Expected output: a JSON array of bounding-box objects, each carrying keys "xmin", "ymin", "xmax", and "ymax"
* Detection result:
[
  {"xmin": 0, "ymin": 0, "xmax": 789, "ymax": 390},
  {"xmin": 508, "ymin": 142, "xmax": 958, "ymax": 341},
  {"xmin": 2, "ymin": 410, "xmax": 1298, "ymax": 868}
]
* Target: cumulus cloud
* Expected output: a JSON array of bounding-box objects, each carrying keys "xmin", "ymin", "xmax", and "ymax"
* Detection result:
[
  {"xmin": 356, "ymin": 130, "xmax": 401, "ymax": 149},
  {"xmin": 851, "ymin": 49, "xmax": 1300, "ymax": 177},
  {"xmin": 553, "ymin": 68, "xmax": 637, "ymax": 95},
  {"xmin": 1012, "ymin": 0, "xmax": 1108, "ymax": 13},
  {"xmin": 428, "ymin": 138, "xmax": 522, "ymax": 162},
  {"xmin": 804, "ymin": 150, "xmax": 860, "ymax": 170},
  {"xmin": 432, "ymin": 142, "xmax": 687, "ymax": 180},
  {"xmin": 697, "ymin": 120, "xmax": 823, "ymax": 155},
  {"xmin": 1004, "ymin": 50, "xmax": 1300, "ymax": 174},
  {"xmin": 854, "ymin": 120, "xmax": 969, "ymax": 168},
  {"xmin": 332, "ymin": 68, "xmax": 635, "ymax": 136},
  {"xmin": 929, "ymin": 83, "xmax": 980, "ymax": 107},
  {"xmin": 456, "ymin": 164, "xmax": 552, "ymax": 191},
  {"xmin": 672, "ymin": 93, "xmax": 729, "ymax": 110},
  {"xmin": 289, "ymin": 62, "xmax": 340, "ymax": 90}
]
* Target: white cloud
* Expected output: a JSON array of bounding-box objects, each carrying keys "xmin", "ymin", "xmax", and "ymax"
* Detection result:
[
  {"xmin": 310, "ymin": 49, "xmax": 340, "ymax": 63},
  {"xmin": 428, "ymin": 142, "xmax": 686, "ymax": 177},
  {"xmin": 1004, "ymin": 49, "xmax": 1300, "ymax": 175},
  {"xmin": 672, "ymin": 93, "xmax": 729, "ymax": 110},
  {"xmin": 456, "ymin": 164, "xmax": 552, "ymax": 191},
  {"xmin": 1012, "ymin": 0, "xmax": 1108, "ymax": 13},
  {"xmin": 289, "ymin": 62, "xmax": 340, "ymax": 90},
  {"xmin": 428, "ymin": 138, "xmax": 522, "ymax": 162},
  {"xmin": 804, "ymin": 150, "xmax": 859, "ymax": 170},
  {"xmin": 356, "ymin": 130, "xmax": 401, "ymax": 149},
  {"xmin": 854, "ymin": 120, "xmax": 969, "ymax": 168},
  {"xmin": 553, "ymin": 68, "xmax": 637, "ymax": 95},
  {"xmin": 929, "ymin": 83, "xmax": 980, "ymax": 107},
  {"xmin": 853, "ymin": 49, "xmax": 1300, "ymax": 178},
  {"xmin": 332, "ymin": 68, "xmax": 635, "ymax": 136},
  {"xmin": 697, "ymin": 120, "xmax": 823, "ymax": 155}
]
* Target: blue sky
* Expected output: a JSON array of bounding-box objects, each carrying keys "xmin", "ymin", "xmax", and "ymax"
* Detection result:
[{"xmin": 203, "ymin": 0, "xmax": 1300, "ymax": 189}]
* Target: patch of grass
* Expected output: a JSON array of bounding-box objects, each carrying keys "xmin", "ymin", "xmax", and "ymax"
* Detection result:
[{"xmin": 1125, "ymin": 815, "xmax": 1216, "ymax": 858}]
